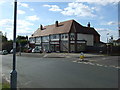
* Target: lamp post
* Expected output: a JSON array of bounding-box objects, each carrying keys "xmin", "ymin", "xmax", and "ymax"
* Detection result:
[{"xmin": 10, "ymin": 0, "xmax": 17, "ymax": 89}]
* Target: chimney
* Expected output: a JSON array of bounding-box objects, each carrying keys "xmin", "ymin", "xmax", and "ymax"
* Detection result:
[
  {"xmin": 55, "ymin": 21, "xmax": 59, "ymax": 27},
  {"xmin": 87, "ymin": 22, "xmax": 90, "ymax": 28},
  {"xmin": 40, "ymin": 24, "xmax": 43, "ymax": 30}
]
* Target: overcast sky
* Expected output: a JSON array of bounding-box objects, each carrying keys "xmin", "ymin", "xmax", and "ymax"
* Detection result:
[{"xmin": 0, "ymin": 0, "xmax": 119, "ymax": 43}]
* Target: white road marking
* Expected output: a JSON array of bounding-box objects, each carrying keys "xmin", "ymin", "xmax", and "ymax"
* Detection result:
[
  {"xmin": 72, "ymin": 60, "xmax": 120, "ymax": 69},
  {"xmin": 24, "ymin": 81, "xmax": 32, "ymax": 85}
]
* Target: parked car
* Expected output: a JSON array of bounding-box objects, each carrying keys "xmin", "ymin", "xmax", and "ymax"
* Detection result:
[
  {"xmin": 10, "ymin": 49, "xmax": 13, "ymax": 53},
  {"xmin": 3, "ymin": 50, "xmax": 8, "ymax": 55},
  {"xmin": 46, "ymin": 50, "xmax": 51, "ymax": 53},
  {"xmin": 0, "ymin": 50, "xmax": 8, "ymax": 55},
  {"xmin": 0, "ymin": 51, "xmax": 3, "ymax": 55},
  {"xmin": 32, "ymin": 48, "xmax": 40, "ymax": 53},
  {"xmin": 32, "ymin": 47, "xmax": 42, "ymax": 53}
]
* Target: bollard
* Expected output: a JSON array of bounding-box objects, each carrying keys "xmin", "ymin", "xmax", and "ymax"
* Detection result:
[{"xmin": 80, "ymin": 52, "xmax": 84, "ymax": 61}]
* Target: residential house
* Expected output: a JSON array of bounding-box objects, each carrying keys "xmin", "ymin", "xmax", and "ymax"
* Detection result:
[{"xmin": 29, "ymin": 20, "xmax": 100, "ymax": 52}]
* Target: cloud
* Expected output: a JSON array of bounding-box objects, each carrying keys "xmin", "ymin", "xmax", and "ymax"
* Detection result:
[
  {"xmin": 0, "ymin": 19, "xmax": 13, "ymax": 28},
  {"xmin": 0, "ymin": 19, "xmax": 34, "ymax": 40},
  {"xmin": 18, "ymin": 2, "xmax": 35, "ymax": 12},
  {"xmin": 0, "ymin": 0, "xmax": 6, "ymax": 5},
  {"xmin": 43, "ymin": 2, "xmax": 98, "ymax": 17},
  {"xmin": 43, "ymin": 5, "xmax": 51, "ymax": 7},
  {"xmin": 76, "ymin": 0, "xmax": 119, "ymax": 6},
  {"xmin": 18, "ymin": 10, "xmax": 26, "ymax": 14},
  {"xmin": 96, "ymin": 28, "xmax": 118, "ymax": 42},
  {"xmin": 61, "ymin": 2, "xmax": 97, "ymax": 17},
  {"xmin": 30, "ymin": 8, "xmax": 34, "ymax": 11},
  {"xmin": 26, "ymin": 15, "xmax": 40, "ymax": 21},
  {"xmin": 18, "ymin": 2, "xmax": 29, "ymax": 8},
  {"xmin": 101, "ymin": 21, "xmax": 118, "ymax": 25},
  {"xmin": 107, "ymin": 21, "xmax": 117, "ymax": 25},
  {"xmin": 43, "ymin": 4, "xmax": 62, "ymax": 11}
]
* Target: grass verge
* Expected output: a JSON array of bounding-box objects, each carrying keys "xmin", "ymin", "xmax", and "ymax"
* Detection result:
[{"xmin": 0, "ymin": 83, "xmax": 10, "ymax": 90}]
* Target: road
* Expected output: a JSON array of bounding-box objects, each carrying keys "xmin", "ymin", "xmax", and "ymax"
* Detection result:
[{"xmin": 1, "ymin": 54, "xmax": 119, "ymax": 88}]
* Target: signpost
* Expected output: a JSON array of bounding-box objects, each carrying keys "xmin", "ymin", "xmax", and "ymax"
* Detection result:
[{"xmin": 10, "ymin": 0, "xmax": 17, "ymax": 89}]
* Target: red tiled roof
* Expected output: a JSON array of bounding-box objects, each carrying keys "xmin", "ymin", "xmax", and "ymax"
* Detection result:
[{"xmin": 31, "ymin": 19, "xmax": 100, "ymax": 37}]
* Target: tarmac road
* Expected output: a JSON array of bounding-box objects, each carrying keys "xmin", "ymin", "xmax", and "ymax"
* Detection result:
[{"xmin": 1, "ymin": 54, "xmax": 119, "ymax": 88}]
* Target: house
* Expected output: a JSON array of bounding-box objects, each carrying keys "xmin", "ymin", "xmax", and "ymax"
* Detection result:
[
  {"xmin": 29, "ymin": 19, "xmax": 100, "ymax": 52},
  {"xmin": 113, "ymin": 38, "xmax": 120, "ymax": 46}
]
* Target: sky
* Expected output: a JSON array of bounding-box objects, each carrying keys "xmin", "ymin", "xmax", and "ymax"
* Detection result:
[{"xmin": 0, "ymin": 0, "xmax": 119, "ymax": 43}]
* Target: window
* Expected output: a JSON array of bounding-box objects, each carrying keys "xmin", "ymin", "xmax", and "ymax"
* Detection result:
[
  {"xmin": 53, "ymin": 35, "xmax": 56, "ymax": 39},
  {"xmin": 61, "ymin": 34, "xmax": 64, "ymax": 39},
  {"xmin": 36, "ymin": 37, "xmax": 41, "ymax": 43},
  {"xmin": 51, "ymin": 34, "xmax": 59, "ymax": 39},
  {"xmin": 70, "ymin": 33, "xmax": 75, "ymax": 40},
  {"xmin": 29, "ymin": 38, "xmax": 35, "ymax": 43},
  {"xmin": 42, "ymin": 36, "xmax": 49, "ymax": 42},
  {"xmin": 65, "ymin": 35, "xmax": 68, "ymax": 38}
]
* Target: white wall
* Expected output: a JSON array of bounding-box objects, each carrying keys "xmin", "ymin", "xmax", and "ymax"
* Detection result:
[
  {"xmin": 36, "ymin": 37, "xmax": 41, "ymax": 44},
  {"xmin": 77, "ymin": 33, "xmax": 94, "ymax": 46},
  {"xmin": 50, "ymin": 34, "xmax": 59, "ymax": 41},
  {"xmin": 29, "ymin": 38, "xmax": 35, "ymax": 44},
  {"xmin": 61, "ymin": 34, "xmax": 68, "ymax": 41}
]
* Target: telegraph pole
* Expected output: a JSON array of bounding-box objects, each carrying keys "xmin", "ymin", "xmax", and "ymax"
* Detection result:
[{"xmin": 10, "ymin": 0, "xmax": 17, "ymax": 89}]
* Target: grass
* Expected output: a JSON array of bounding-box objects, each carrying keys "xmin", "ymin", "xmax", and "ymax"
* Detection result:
[{"xmin": 0, "ymin": 83, "xmax": 10, "ymax": 90}]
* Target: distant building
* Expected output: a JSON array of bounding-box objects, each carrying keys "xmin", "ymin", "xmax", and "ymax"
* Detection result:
[
  {"xmin": 0, "ymin": 31, "xmax": 2, "ymax": 36},
  {"xmin": 113, "ymin": 38, "xmax": 120, "ymax": 46},
  {"xmin": 0, "ymin": 31, "xmax": 2, "ymax": 50},
  {"xmin": 0, "ymin": 31, "xmax": 3, "ymax": 41},
  {"xmin": 29, "ymin": 20, "xmax": 100, "ymax": 52}
]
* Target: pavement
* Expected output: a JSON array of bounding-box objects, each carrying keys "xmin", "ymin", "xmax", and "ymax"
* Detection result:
[{"xmin": 0, "ymin": 55, "xmax": 9, "ymax": 88}]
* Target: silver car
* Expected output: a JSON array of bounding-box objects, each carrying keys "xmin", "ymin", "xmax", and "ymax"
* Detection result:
[{"xmin": 0, "ymin": 50, "xmax": 8, "ymax": 55}]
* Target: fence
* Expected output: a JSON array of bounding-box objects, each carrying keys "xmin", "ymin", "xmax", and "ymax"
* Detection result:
[{"xmin": 86, "ymin": 46, "xmax": 120, "ymax": 55}]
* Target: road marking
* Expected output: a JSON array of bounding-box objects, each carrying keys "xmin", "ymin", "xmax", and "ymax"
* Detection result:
[
  {"xmin": 88, "ymin": 62, "xmax": 95, "ymax": 65},
  {"xmin": 24, "ymin": 81, "xmax": 32, "ymax": 85},
  {"xmin": 96, "ymin": 64, "xmax": 103, "ymax": 67},
  {"xmin": 43, "ymin": 55, "xmax": 48, "ymax": 57},
  {"xmin": 72, "ymin": 60, "xmax": 120, "ymax": 69}
]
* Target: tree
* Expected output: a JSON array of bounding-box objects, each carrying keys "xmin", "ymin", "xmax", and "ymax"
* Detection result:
[
  {"xmin": 2, "ymin": 40, "xmax": 13, "ymax": 52},
  {"xmin": 16, "ymin": 35, "xmax": 29, "ymax": 52},
  {"xmin": 17, "ymin": 35, "xmax": 28, "ymax": 41},
  {"xmin": 2, "ymin": 35, "xmax": 7, "ymax": 42}
]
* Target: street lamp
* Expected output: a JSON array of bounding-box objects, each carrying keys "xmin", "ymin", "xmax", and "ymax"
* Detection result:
[{"xmin": 10, "ymin": 0, "xmax": 17, "ymax": 89}]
